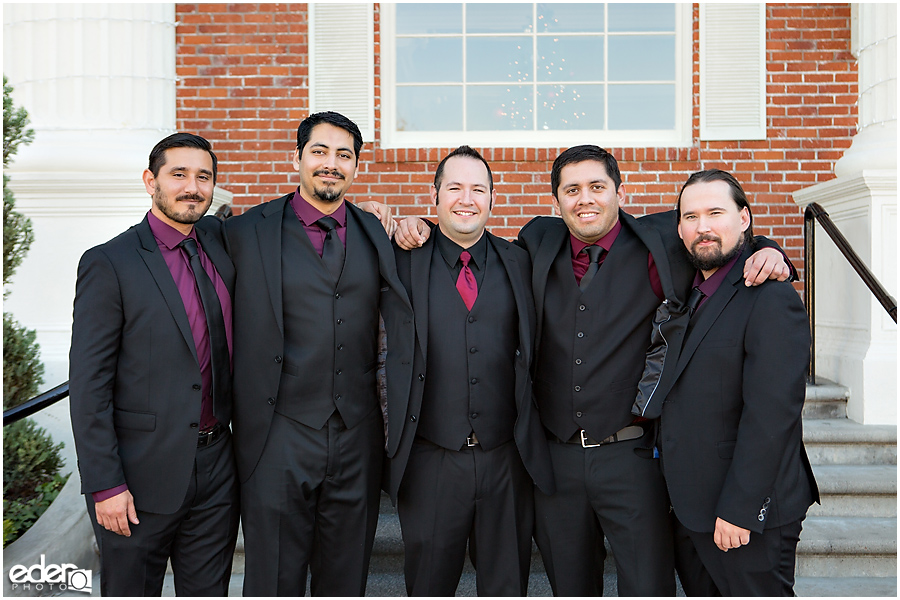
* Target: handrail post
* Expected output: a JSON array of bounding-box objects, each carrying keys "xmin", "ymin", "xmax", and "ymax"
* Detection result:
[{"xmin": 804, "ymin": 205, "xmax": 816, "ymax": 385}]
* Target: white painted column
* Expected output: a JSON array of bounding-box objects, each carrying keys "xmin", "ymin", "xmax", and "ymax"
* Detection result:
[{"xmin": 793, "ymin": 3, "xmax": 897, "ymax": 424}]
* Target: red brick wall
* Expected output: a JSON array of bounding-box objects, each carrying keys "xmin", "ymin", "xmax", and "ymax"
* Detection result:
[{"xmin": 175, "ymin": 3, "xmax": 857, "ymax": 281}]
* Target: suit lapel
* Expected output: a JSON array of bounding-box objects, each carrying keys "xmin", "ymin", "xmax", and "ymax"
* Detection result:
[
  {"xmin": 531, "ymin": 219, "xmax": 568, "ymax": 349},
  {"xmin": 409, "ymin": 234, "xmax": 435, "ymax": 363},
  {"xmin": 346, "ymin": 202, "xmax": 412, "ymax": 314},
  {"xmin": 195, "ymin": 224, "xmax": 235, "ymax": 296},
  {"xmin": 135, "ymin": 218, "xmax": 199, "ymax": 364},
  {"xmin": 256, "ymin": 195, "xmax": 289, "ymax": 335},
  {"xmin": 489, "ymin": 233, "xmax": 532, "ymax": 365}
]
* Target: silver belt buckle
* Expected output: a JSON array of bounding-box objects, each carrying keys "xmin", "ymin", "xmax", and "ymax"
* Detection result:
[
  {"xmin": 467, "ymin": 433, "xmax": 479, "ymax": 447},
  {"xmin": 580, "ymin": 430, "xmax": 601, "ymax": 448}
]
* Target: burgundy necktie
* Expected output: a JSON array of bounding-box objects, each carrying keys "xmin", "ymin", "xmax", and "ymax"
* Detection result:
[{"xmin": 456, "ymin": 250, "xmax": 478, "ymax": 311}]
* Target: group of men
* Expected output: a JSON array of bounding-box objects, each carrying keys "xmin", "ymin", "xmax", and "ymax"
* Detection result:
[{"xmin": 69, "ymin": 111, "xmax": 818, "ymax": 597}]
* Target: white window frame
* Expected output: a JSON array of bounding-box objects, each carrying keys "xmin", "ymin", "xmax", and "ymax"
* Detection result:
[{"xmin": 379, "ymin": 3, "xmax": 692, "ymax": 149}]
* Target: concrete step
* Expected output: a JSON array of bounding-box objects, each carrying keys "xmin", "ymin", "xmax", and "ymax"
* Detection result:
[
  {"xmin": 808, "ymin": 464, "xmax": 897, "ymax": 517},
  {"xmin": 803, "ymin": 379, "xmax": 849, "ymax": 419},
  {"xmin": 797, "ymin": 516, "xmax": 897, "ymax": 578},
  {"xmin": 803, "ymin": 419, "xmax": 897, "ymax": 465}
]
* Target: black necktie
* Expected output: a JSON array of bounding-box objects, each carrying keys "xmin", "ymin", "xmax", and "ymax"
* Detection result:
[
  {"xmin": 316, "ymin": 216, "xmax": 345, "ymax": 281},
  {"xmin": 687, "ymin": 286, "xmax": 706, "ymax": 317},
  {"xmin": 579, "ymin": 245, "xmax": 605, "ymax": 291},
  {"xmin": 179, "ymin": 237, "xmax": 230, "ymax": 420}
]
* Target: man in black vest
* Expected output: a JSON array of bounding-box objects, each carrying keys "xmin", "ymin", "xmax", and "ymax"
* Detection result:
[
  {"xmin": 385, "ymin": 146, "xmax": 555, "ymax": 596},
  {"xmin": 223, "ymin": 112, "xmax": 414, "ymax": 596},
  {"xmin": 394, "ymin": 145, "xmax": 793, "ymax": 596},
  {"xmin": 640, "ymin": 170, "xmax": 817, "ymax": 596}
]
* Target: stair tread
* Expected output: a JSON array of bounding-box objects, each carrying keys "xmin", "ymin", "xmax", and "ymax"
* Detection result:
[
  {"xmin": 799, "ymin": 516, "xmax": 897, "ymax": 553},
  {"xmin": 803, "ymin": 419, "xmax": 897, "ymax": 443},
  {"xmin": 795, "ymin": 576, "xmax": 898, "ymax": 597},
  {"xmin": 804, "ymin": 379, "xmax": 850, "ymax": 402},
  {"xmin": 811, "ymin": 464, "xmax": 898, "ymax": 493}
]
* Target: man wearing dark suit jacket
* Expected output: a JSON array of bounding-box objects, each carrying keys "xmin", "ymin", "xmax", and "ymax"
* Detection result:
[
  {"xmin": 640, "ymin": 169, "xmax": 818, "ymax": 596},
  {"xmin": 385, "ymin": 146, "xmax": 555, "ymax": 596},
  {"xmin": 394, "ymin": 145, "xmax": 794, "ymax": 596},
  {"xmin": 224, "ymin": 112, "xmax": 414, "ymax": 596},
  {"xmin": 69, "ymin": 133, "xmax": 239, "ymax": 596}
]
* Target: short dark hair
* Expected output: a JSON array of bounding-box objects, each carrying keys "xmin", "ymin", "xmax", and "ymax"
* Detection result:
[
  {"xmin": 550, "ymin": 145, "xmax": 622, "ymax": 199},
  {"xmin": 676, "ymin": 169, "xmax": 755, "ymax": 245},
  {"xmin": 433, "ymin": 145, "xmax": 494, "ymax": 195},
  {"xmin": 296, "ymin": 111, "xmax": 364, "ymax": 165},
  {"xmin": 148, "ymin": 132, "xmax": 217, "ymax": 184}
]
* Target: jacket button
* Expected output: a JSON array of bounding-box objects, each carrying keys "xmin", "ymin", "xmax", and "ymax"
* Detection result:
[
  {"xmin": 418, "ymin": 373, "xmax": 425, "ymax": 381},
  {"xmin": 579, "ymin": 304, "xmax": 586, "ymax": 311},
  {"xmin": 190, "ymin": 422, "xmax": 199, "ymax": 428},
  {"xmin": 575, "ymin": 359, "xmax": 582, "ymax": 365},
  {"xmin": 409, "ymin": 415, "xmax": 417, "ymax": 422},
  {"xmin": 335, "ymin": 293, "xmax": 341, "ymax": 299},
  {"xmin": 267, "ymin": 397, "xmax": 275, "ymax": 405},
  {"xmin": 337, "ymin": 344, "xmax": 344, "ymax": 350},
  {"xmin": 577, "ymin": 332, "xmax": 584, "ymax": 338},
  {"xmin": 193, "ymin": 384, "xmax": 201, "ymax": 391},
  {"xmin": 336, "ymin": 369, "xmax": 342, "ymax": 375},
  {"xmin": 575, "ymin": 411, "xmax": 583, "ymax": 418},
  {"xmin": 574, "ymin": 385, "xmax": 581, "ymax": 392},
  {"xmin": 335, "ymin": 394, "xmax": 341, "ymax": 401},
  {"xmin": 515, "ymin": 349, "xmax": 520, "ymax": 356},
  {"xmin": 274, "ymin": 355, "xmax": 283, "ymax": 363},
  {"xmin": 336, "ymin": 319, "xmax": 343, "ymax": 324}
]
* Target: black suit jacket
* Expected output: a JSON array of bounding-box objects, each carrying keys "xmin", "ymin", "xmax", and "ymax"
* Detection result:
[
  {"xmin": 69, "ymin": 215, "xmax": 235, "ymax": 515},
  {"xmin": 223, "ymin": 194, "xmax": 414, "ymax": 482},
  {"xmin": 655, "ymin": 246, "xmax": 818, "ymax": 534},
  {"xmin": 386, "ymin": 231, "xmax": 555, "ymax": 502}
]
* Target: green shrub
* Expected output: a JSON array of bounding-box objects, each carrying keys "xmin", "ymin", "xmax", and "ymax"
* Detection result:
[
  {"xmin": 3, "ymin": 472, "xmax": 69, "ymax": 547},
  {"xmin": 3, "ymin": 312, "xmax": 44, "ymax": 410}
]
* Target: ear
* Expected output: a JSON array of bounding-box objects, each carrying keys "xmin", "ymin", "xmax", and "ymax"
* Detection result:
[
  {"xmin": 615, "ymin": 183, "xmax": 627, "ymax": 208},
  {"xmin": 142, "ymin": 169, "xmax": 156, "ymax": 196},
  {"xmin": 677, "ymin": 220, "xmax": 685, "ymax": 241},
  {"xmin": 739, "ymin": 207, "xmax": 751, "ymax": 232},
  {"xmin": 489, "ymin": 189, "xmax": 497, "ymax": 211},
  {"xmin": 551, "ymin": 195, "xmax": 561, "ymax": 216},
  {"xmin": 292, "ymin": 148, "xmax": 301, "ymax": 171},
  {"xmin": 430, "ymin": 185, "xmax": 439, "ymax": 207}
]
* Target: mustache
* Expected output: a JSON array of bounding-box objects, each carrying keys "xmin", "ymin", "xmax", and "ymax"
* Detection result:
[
  {"xmin": 692, "ymin": 234, "xmax": 721, "ymax": 246},
  {"xmin": 177, "ymin": 193, "xmax": 207, "ymax": 202},
  {"xmin": 314, "ymin": 169, "xmax": 345, "ymax": 180}
]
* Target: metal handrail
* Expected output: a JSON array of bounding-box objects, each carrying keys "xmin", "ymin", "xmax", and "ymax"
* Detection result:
[
  {"xmin": 803, "ymin": 201, "xmax": 898, "ymax": 384},
  {"xmin": 3, "ymin": 381, "xmax": 69, "ymax": 426}
]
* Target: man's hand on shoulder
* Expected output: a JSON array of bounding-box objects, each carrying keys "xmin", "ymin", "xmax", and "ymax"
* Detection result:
[
  {"xmin": 713, "ymin": 517, "xmax": 751, "ymax": 552},
  {"xmin": 395, "ymin": 217, "xmax": 431, "ymax": 250},
  {"xmin": 743, "ymin": 246, "xmax": 790, "ymax": 286},
  {"xmin": 95, "ymin": 489, "xmax": 139, "ymax": 537},
  {"xmin": 356, "ymin": 201, "xmax": 398, "ymax": 238}
]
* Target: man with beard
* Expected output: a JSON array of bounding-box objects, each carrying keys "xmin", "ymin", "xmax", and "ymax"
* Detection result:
[
  {"xmin": 643, "ymin": 169, "xmax": 818, "ymax": 596},
  {"xmin": 70, "ymin": 133, "xmax": 239, "ymax": 595},
  {"xmin": 223, "ymin": 112, "xmax": 414, "ymax": 596}
]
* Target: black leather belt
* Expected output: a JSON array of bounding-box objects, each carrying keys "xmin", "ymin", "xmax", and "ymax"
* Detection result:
[
  {"xmin": 549, "ymin": 425, "xmax": 645, "ymax": 448},
  {"xmin": 198, "ymin": 422, "xmax": 226, "ymax": 448}
]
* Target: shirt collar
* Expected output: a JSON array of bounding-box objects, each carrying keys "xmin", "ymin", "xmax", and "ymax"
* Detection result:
[
  {"xmin": 147, "ymin": 210, "xmax": 197, "ymax": 250},
  {"xmin": 435, "ymin": 227, "xmax": 487, "ymax": 271},
  {"xmin": 290, "ymin": 188, "xmax": 346, "ymax": 228},
  {"xmin": 569, "ymin": 219, "xmax": 622, "ymax": 258},
  {"xmin": 692, "ymin": 250, "xmax": 743, "ymax": 298}
]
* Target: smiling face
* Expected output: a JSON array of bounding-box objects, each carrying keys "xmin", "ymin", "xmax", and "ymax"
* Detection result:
[
  {"xmin": 293, "ymin": 122, "xmax": 358, "ymax": 214},
  {"xmin": 678, "ymin": 179, "xmax": 751, "ymax": 278},
  {"xmin": 553, "ymin": 159, "xmax": 625, "ymax": 244},
  {"xmin": 432, "ymin": 155, "xmax": 496, "ymax": 249},
  {"xmin": 143, "ymin": 146, "xmax": 215, "ymax": 235}
]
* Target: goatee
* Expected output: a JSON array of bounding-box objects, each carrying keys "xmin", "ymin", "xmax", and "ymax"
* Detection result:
[{"xmin": 689, "ymin": 235, "xmax": 746, "ymax": 272}]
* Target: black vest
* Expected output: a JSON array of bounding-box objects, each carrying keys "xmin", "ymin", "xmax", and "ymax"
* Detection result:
[
  {"xmin": 276, "ymin": 206, "xmax": 381, "ymax": 430},
  {"xmin": 533, "ymin": 224, "xmax": 661, "ymax": 441},
  {"xmin": 417, "ymin": 240, "xmax": 518, "ymax": 450}
]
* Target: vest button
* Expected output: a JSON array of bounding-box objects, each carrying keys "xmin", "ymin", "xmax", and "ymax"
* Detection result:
[
  {"xmin": 468, "ymin": 316, "xmax": 475, "ymax": 323},
  {"xmin": 470, "ymin": 347, "xmax": 477, "ymax": 354},
  {"xmin": 337, "ymin": 344, "xmax": 344, "ymax": 350},
  {"xmin": 576, "ymin": 411, "xmax": 583, "ymax": 418},
  {"xmin": 574, "ymin": 386, "xmax": 581, "ymax": 392},
  {"xmin": 336, "ymin": 319, "xmax": 343, "ymax": 324},
  {"xmin": 470, "ymin": 412, "xmax": 478, "ymax": 419},
  {"xmin": 418, "ymin": 373, "xmax": 425, "ymax": 381},
  {"xmin": 409, "ymin": 415, "xmax": 417, "ymax": 422},
  {"xmin": 577, "ymin": 332, "xmax": 584, "ymax": 338},
  {"xmin": 335, "ymin": 394, "xmax": 341, "ymax": 401},
  {"xmin": 579, "ymin": 304, "xmax": 586, "ymax": 311},
  {"xmin": 193, "ymin": 384, "xmax": 201, "ymax": 391},
  {"xmin": 336, "ymin": 369, "xmax": 342, "ymax": 375},
  {"xmin": 267, "ymin": 397, "xmax": 276, "ymax": 405},
  {"xmin": 335, "ymin": 293, "xmax": 341, "ymax": 299},
  {"xmin": 470, "ymin": 378, "xmax": 478, "ymax": 384},
  {"xmin": 190, "ymin": 422, "xmax": 199, "ymax": 428},
  {"xmin": 575, "ymin": 359, "xmax": 582, "ymax": 365},
  {"xmin": 274, "ymin": 355, "xmax": 283, "ymax": 363}
]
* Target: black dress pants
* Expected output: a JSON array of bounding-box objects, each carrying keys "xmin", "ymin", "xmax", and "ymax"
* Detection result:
[{"xmin": 87, "ymin": 430, "xmax": 240, "ymax": 597}]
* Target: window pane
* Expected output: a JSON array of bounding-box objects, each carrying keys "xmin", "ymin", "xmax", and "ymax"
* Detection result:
[
  {"xmin": 467, "ymin": 37, "xmax": 533, "ymax": 83},
  {"xmin": 608, "ymin": 36, "xmax": 675, "ymax": 81},
  {"xmin": 538, "ymin": 84, "xmax": 604, "ymax": 130},
  {"xmin": 397, "ymin": 38, "xmax": 462, "ymax": 83},
  {"xmin": 466, "ymin": 3, "xmax": 533, "ymax": 34},
  {"xmin": 396, "ymin": 3, "xmax": 462, "ymax": 34},
  {"xmin": 537, "ymin": 3, "xmax": 604, "ymax": 33},
  {"xmin": 537, "ymin": 36, "xmax": 604, "ymax": 82},
  {"xmin": 397, "ymin": 86, "xmax": 463, "ymax": 131},
  {"xmin": 608, "ymin": 3, "xmax": 675, "ymax": 33},
  {"xmin": 608, "ymin": 84, "xmax": 674, "ymax": 129},
  {"xmin": 467, "ymin": 85, "xmax": 533, "ymax": 130}
]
